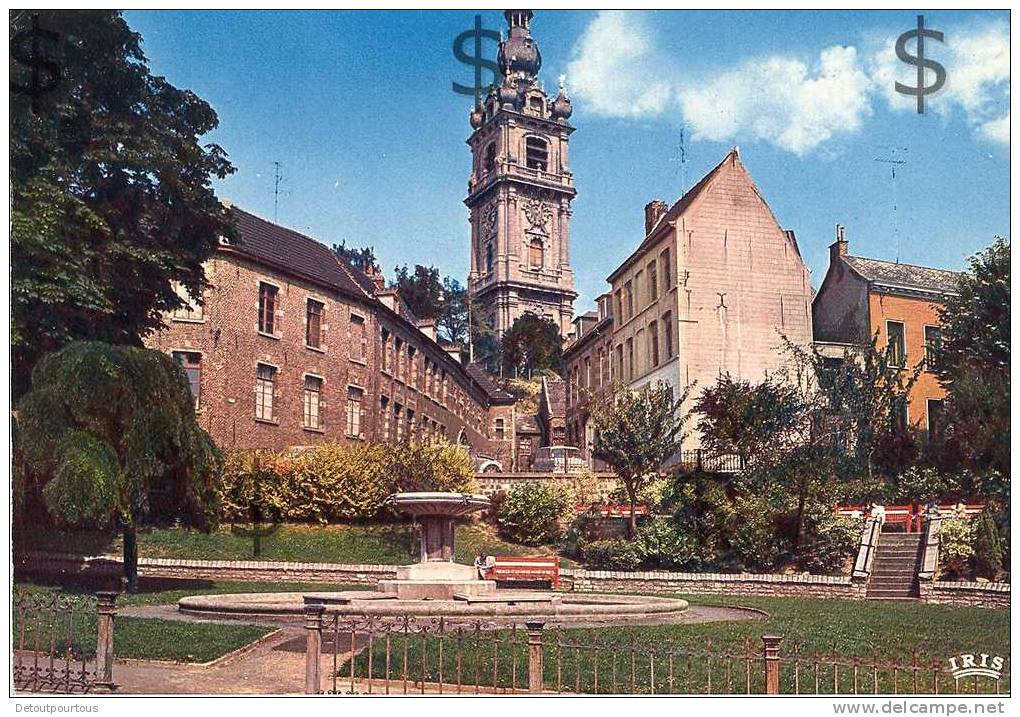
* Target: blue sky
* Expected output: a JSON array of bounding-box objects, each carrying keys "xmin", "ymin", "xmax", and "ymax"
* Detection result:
[{"xmin": 125, "ymin": 9, "xmax": 1009, "ymax": 312}]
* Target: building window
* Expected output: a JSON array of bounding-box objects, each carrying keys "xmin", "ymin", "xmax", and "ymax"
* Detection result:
[
  {"xmin": 598, "ymin": 349, "xmax": 606, "ymax": 387},
  {"xmin": 303, "ymin": 375, "xmax": 323, "ymax": 430},
  {"xmin": 172, "ymin": 351, "xmax": 201, "ymax": 408},
  {"xmin": 886, "ymin": 321, "xmax": 906, "ymax": 367},
  {"xmin": 170, "ymin": 282, "xmax": 204, "ymax": 321},
  {"xmin": 408, "ymin": 346, "xmax": 418, "ymax": 390},
  {"xmin": 395, "ymin": 338, "xmax": 404, "ymax": 381},
  {"xmin": 350, "ymin": 314, "xmax": 367, "ymax": 362},
  {"xmin": 394, "ymin": 403, "xmax": 404, "ymax": 442},
  {"xmin": 380, "ymin": 396, "xmax": 390, "ymax": 441},
  {"xmin": 495, "ymin": 418, "xmax": 505, "ymax": 440},
  {"xmin": 624, "ymin": 281, "xmax": 634, "ymax": 320},
  {"xmin": 626, "ymin": 337, "xmax": 634, "ymax": 381},
  {"xmin": 258, "ymin": 282, "xmax": 278, "ymax": 335},
  {"xmin": 347, "ymin": 386, "xmax": 363, "ymax": 437},
  {"xmin": 924, "ymin": 325, "xmax": 942, "ymax": 367},
  {"xmin": 529, "ymin": 238, "xmax": 543, "ymax": 269},
  {"xmin": 648, "ymin": 261, "xmax": 658, "ymax": 301},
  {"xmin": 660, "ymin": 248, "xmax": 672, "ymax": 289},
  {"xmin": 584, "ymin": 357, "xmax": 592, "ymax": 389},
  {"xmin": 485, "ymin": 243, "xmax": 494, "ymax": 273},
  {"xmin": 635, "ymin": 329, "xmax": 644, "ymax": 375},
  {"xmin": 306, "ymin": 299, "xmax": 324, "ymax": 349},
  {"xmin": 484, "ymin": 142, "xmax": 496, "ymax": 173},
  {"xmin": 662, "ymin": 312, "xmax": 674, "ymax": 359},
  {"xmin": 615, "ymin": 344, "xmax": 624, "ymax": 381},
  {"xmin": 927, "ymin": 399, "xmax": 944, "ymax": 436},
  {"xmin": 649, "ymin": 322, "xmax": 660, "ymax": 367},
  {"xmin": 529, "ymin": 96, "xmax": 544, "ymax": 113},
  {"xmin": 381, "ymin": 329, "xmax": 391, "ymax": 373},
  {"xmin": 255, "ymin": 363, "xmax": 276, "ymax": 421},
  {"xmin": 614, "ymin": 290, "xmax": 623, "ymax": 320},
  {"xmin": 525, "ymin": 136, "xmax": 548, "ymax": 171}
]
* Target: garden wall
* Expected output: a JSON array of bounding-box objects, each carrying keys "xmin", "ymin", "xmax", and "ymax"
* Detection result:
[
  {"xmin": 563, "ymin": 569, "xmax": 868, "ymax": 600},
  {"xmin": 918, "ymin": 580, "xmax": 1010, "ymax": 609}
]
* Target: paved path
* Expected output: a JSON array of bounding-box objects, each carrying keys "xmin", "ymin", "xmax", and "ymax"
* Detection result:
[{"xmin": 110, "ymin": 605, "xmax": 762, "ymax": 694}]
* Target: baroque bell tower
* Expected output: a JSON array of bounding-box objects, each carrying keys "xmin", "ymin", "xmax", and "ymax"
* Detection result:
[{"xmin": 466, "ymin": 9, "xmax": 577, "ymax": 338}]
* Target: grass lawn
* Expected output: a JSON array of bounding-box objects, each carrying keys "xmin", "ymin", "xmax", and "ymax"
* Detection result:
[
  {"xmin": 14, "ymin": 580, "xmax": 363, "ymax": 664},
  {"xmin": 17, "ymin": 521, "xmax": 578, "ymax": 567}
]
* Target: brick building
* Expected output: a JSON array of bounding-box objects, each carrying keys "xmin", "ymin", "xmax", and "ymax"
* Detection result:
[
  {"xmin": 564, "ymin": 148, "xmax": 815, "ymax": 457},
  {"xmin": 812, "ymin": 226, "xmax": 960, "ymax": 432},
  {"xmin": 147, "ymin": 206, "xmax": 517, "ymax": 455}
]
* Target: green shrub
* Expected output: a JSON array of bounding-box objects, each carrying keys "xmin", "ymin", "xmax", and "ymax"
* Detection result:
[
  {"xmin": 728, "ymin": 495, "xmax": 782, "ymax": 571},
  {"xmin": 497, "ymin": 483, "xmax": 570, "ymax": 546},
  {"xmin": 582, "ymin": 539, "xmax": 641, "ymax": 571},
  {"xmin": 973, "ymin": 511, "xmax": 1003, "ymax": 580},
  {"xmin": 938, "ymin": 517, "xmax": 974, "ymax": 579},
  {"xmin": 635, "ymin": 518, "xmax": 705, "ymax": 570},
  {"xmin": 800, "ymin": 513, "xmax": 863, "ymax": 575}
]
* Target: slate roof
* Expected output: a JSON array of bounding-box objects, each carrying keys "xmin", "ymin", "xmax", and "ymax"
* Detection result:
[
  {"xmin": 228, "ymin": 207, "xmax": 373, "ymax": 300},
  {"xmin": 465, "ymin": 364, "xmax": 516, "ymax": 404},
  {"xmin": 540, "ymin": 375, "xmax": 566, "ymax": 419},
  {"xmin": 843, "ymin": 255, "xmax": 960, "ymax": 296}
]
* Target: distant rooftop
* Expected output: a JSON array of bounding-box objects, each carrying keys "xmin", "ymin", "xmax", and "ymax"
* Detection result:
[{"xmin": 843, "ymin": 255, "xmax": 960, "ymax": 296}]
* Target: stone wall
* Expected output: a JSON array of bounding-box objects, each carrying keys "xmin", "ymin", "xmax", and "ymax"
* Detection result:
[
  {"xmin": 918, "ymin": 580, "xmax": 1010, "ymax": 609},
  {"xmin": 564, "ymin": 569, "xmax": 868, "ymax": 600}
]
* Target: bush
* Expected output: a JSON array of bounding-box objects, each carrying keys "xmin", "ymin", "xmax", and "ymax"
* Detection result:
[
  {"xmin": 800, "ymin": 513, "xmax": 863, "ymax": 575},
  {"xmin": 973, "ymin": 511, "xmax": 1003, "ymax": 580},
  {"xmin": 219, "ymin": 442, "xmax": 476, "ymax": 524},
  {"xmin": 582, "ymin": 539, "xmax": 641, "ymax": 571},
  {"xmin": 497, "ymin": 483, "xmax": 570, "ymax": 546},
  {"xmin": 938, "ymin": 517, "xmax": 974, "ymax": 579},
  {"xmin": 635, "ymin": 518, "xmax": 706, "ymax": 570},
  {"xmin": 728, "ymin": 495, "xmax": 782, "ymax": 571}
]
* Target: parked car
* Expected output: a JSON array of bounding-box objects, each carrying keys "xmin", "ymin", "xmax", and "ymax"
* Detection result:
[
  {"xmin": 531, "ymin": 445, "xmax": 585, "ymax": 474},
  {"xmin": 474, "ymin": 455, "xmax": 504, "ymax": 473}
]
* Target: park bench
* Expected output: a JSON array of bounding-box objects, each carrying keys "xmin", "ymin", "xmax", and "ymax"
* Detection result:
[{"xmin": 484, "ymin": 556, "xmax": 559, "ymax": 590}]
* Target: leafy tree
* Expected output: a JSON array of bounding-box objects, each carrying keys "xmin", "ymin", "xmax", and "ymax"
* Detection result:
[
  {"xmin": 590, "ymin": 382, "xmax": 691, "ymax": 538},
  {"xmin": 973, "ymin": 510, "xmax": 1003, "ymax": 581},
  {"xmin": 332, "ymin": 240, "xmax": 379, "ymax": 273},
  {"xmin": 15, "ymin": 342, "xmax": 222, "ymax": 592},
  {"xmin": 500, "ymin": 313, "xmax": 564, "ymax": 376},
  {"xmin": 392, "ymin": 264, "xmax": 470, "ymax": 344},
  {"xmin": 934, "ymin": 237, "xmax": 1010, "ymax": 476},
  {"xmin": 10, "ymin": 10, "xmax": 234, "ymax": 398}
]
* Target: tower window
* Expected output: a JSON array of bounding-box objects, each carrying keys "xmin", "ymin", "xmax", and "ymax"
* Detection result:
[
  {"xmin": 485, "ymin": 243, "xmax": 494, "ymax": 273},
  {"xmin": 484, "ymin": 142, "xmax": 496, "ymax": 173},
  {"xmin": 528, "ymin": 237, "xmax": 543, "ymax": 269},
  {"xmin": 525, "ymin": 137, "xmax": 548, "ymax": 171},
  {"xmin": 529, "ymin": 96, "xmax": 544, "ymax": 113}
]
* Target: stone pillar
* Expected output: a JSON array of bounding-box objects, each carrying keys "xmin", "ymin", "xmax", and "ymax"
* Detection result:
[
  {"xmin": 94, "ymin": 591, "xmax": 118, "ymax": 692},
  {"xmin": 304, "ymin": 599, "xmax": 326, "ymax": 694},
  {"xmin": 762, "ymin": 635, "xmax": 783, "ymax": 695},
  {"xmin": 526, "ymin": 621, "xmax": 545, "ymax": 694}
]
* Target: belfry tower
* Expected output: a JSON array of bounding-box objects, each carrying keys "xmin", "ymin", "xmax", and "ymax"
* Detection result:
[{"xmin": 466, "ymin": 9, "xmax": 577, "ymax": 338}]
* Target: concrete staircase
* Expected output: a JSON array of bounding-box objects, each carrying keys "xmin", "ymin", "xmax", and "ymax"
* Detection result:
[{"xmin": 866, "ymin": 532, "xmax": 923, "ymax": 601}]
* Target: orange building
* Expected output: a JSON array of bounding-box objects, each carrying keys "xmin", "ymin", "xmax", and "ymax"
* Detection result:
[{"xmin": 812, "ymin": 227, "xmax": 961, "ymax": 432}]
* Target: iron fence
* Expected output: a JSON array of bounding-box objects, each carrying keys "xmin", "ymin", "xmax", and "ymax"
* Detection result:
[
  {"xmin": 12, "ymin": 589, "xmax": 117, "ymax": 693},
  {"xmin": 303, "ymin": 608, "xmax": 1008, "ymax": 695}
]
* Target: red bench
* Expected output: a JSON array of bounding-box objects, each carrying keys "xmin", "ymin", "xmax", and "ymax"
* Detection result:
[{"xmin": 484, "ymin": 556, "xmax": 559, "ymax": 590}]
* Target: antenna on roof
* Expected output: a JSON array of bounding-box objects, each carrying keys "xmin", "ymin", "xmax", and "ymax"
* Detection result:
[
  {"xmin": 671, "ymin": 126, "xmax": 689, "ymax": 194},
  {"xmin": 874, "ymin": 146, "xmax": 908, "ymax": 263},
  {"xmin": 272, "ymin": 161, "xmax": 285, "ymax": 222}
]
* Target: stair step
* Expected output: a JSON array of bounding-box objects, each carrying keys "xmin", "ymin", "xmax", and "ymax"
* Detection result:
[
  {"xmin": 867, "ymin": 587, "xmax": 918, "ymax": 596},
  {"xmin": 866, "ymin": 596, "xmax": 920, "ymax": 602}
]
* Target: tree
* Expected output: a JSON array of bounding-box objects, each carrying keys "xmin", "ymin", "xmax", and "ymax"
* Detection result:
[
  {"xmin": 973, "ymin": 510, "xmax": 1003, "ymax": 580},
  {"xmin": 934, "ymin": 237, "xmax": 1010, "ymax": 476},
  {"xmin": 500, "ymin": 313, "xmax": 564, "ymax": 376},
  {"xmin": 332, "ymin": 240, "xmax": 379, "ymax": 273},
  {"xmin": 11, "ymin": 10, "xmax": 234, "ymax": 398},
  {"xmin": 15, "ymin": 342, "xmax": 222, "ymax": 592},
  {"xmin": 590, "ymin": 382, "xmax": 691, "ymax": 539},
  {"xmin": 392, "ymin": 264, "xmax": 470, "ymax": 344}
]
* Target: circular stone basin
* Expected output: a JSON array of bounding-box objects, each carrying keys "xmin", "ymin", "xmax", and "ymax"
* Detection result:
[
  {"xmin": 385, "ymin": 492, "xmax": 490, "ymax": 517},
  {"xmin": 178, "ymin": 591, "xmax": 691, "ymax": 626}
]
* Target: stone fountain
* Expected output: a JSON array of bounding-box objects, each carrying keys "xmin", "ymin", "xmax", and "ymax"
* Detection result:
[{"xmin": 378, "ymin": 492, "xmax": 496, "ymax": 600}]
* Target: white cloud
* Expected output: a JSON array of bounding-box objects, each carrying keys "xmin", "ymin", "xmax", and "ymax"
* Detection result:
[
  {"xmin": 565, "ymin": 11, "xmax": 1009, "ymax": 153},
  {"xmin": 564, "ymin": 11, "xmax": 673, "ymax": 119},
  {"xmin": 679, "ymin": 46, "xmax": 873, "ymax": 156},
  {"xmin": 869, "ymin": 19, "xmax": 1009, "ymax": 144}
]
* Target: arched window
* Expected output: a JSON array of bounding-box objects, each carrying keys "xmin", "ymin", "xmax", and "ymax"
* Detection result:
[
  {"xmin": 484, "ymin": 143, "xmax": 496, "ymax": 173},
  {"xmin": 528, "ymin": 237, "xmax": 543, "ymax": 269},
  {"xmin": 485, "ymin": 243, "xmax": 493, "ymax": 273},
  {"xmin": 525, "ymin": 137, "xmax": 548, "ymax": 171}
]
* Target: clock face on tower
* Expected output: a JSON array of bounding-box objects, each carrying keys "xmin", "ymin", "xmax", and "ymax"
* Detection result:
[{"xmin": 464, "ymin": 12, "xmax": 577, "ymax": 339}]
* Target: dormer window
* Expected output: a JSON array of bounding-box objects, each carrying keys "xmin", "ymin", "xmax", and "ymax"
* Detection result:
[{"xmin": 525, "ymin": 137, "xmax": 548, "ymax": 171}]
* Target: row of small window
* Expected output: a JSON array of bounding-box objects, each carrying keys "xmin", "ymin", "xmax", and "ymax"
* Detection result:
[
  {"xmin": 614, "ymin": 247, "xmax": 673, "ymax": 324},
  {"xmin": 886, "ymin": 321, "xmax": 941, "ymax": 368},
  {"xmin": 568, "ymin": 312, "xmax": 676, "ymax": 405},
  {"xmin": 172, "ymin": 351, "xmax": 366, "ymax": 434},
  {"xmin": 377, "ymin": 395, "xmax": 451, "ymax": 444}
]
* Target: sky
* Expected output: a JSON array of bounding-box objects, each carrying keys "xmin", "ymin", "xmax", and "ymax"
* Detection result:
[{"xmin": 125, "ymin": 9, "xmax": 1010, "ymax": 313}]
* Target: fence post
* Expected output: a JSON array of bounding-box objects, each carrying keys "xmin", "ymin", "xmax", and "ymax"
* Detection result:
[
  {"xmin": 762, "ymin": 635, "xmax": 783, "ymax": 695},
  {"xmin": 94, "ymin": 591, "xmax": 118, "ymax": 692},
  {"xmin": 304, "ymin": 599, "xmax": 326, "ymax": 694},
  {"xmin": 526, "ymin": 621, "xmax": 545, "ymax": 694}
]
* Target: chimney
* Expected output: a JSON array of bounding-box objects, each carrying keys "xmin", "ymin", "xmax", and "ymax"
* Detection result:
[
  {"xmin": 644, "ymin": 199, "xmax": 668, "ymax": 235},
  {"xmin": 417, "ymin": 320, "xmax": 437, "ymax": 342},
  {"xmin": 830, "ymin": 224, "xmax": 848, "ymax": 263}
]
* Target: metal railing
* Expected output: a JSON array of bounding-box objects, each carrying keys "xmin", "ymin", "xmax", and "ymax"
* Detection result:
[
  {"xmin": 676, "ymin": 450, "xmax": 744, "ymax": 474},
  {"xmin": 12, "ymin": 590, "xmax": 117, "ymax": 693},
  {"xmin": 302, "ymin": 609, "xmax": 1008, "ymax": 695}
]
